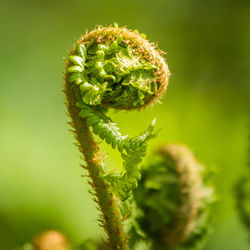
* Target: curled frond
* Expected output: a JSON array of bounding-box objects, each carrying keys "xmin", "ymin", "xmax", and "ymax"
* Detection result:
[
  {"xmin": 133, "ymin": 144, "xmax": 216, "ymax": 250},
  {"xmin": 64, "ymin": 24, "xmax": 170, "ymax": 248},
  {"xmin": 66, "ymin": 24, "xmax": 170, "ymax": 110},
  {"xmin": 65, "ymin": 24, "xmax": 168, "ymax": 201}
]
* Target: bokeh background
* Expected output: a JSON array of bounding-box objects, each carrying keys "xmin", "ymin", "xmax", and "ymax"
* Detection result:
[{"xmin": 0, "ymin": 0, "xmax": 249, "ymax": 249}]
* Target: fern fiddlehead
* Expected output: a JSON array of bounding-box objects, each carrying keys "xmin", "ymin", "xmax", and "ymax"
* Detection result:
[
  {"xmin": 64, "ymin": 24, "xmax": 170, "ymax": 249},
  {"xmin": 132, "ymin": 144, "xmax": 215, "ymax": 250}
]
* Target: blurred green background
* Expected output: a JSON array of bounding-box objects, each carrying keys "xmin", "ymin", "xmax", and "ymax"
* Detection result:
[{"xmin": 0, "ymin": 0, "xmax": 249, "ymax": 249}]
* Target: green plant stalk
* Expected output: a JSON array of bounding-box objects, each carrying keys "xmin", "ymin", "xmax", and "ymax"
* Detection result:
[{"xmin": 65, "ymin": 81, "xmax": 128, "ymax": 249}]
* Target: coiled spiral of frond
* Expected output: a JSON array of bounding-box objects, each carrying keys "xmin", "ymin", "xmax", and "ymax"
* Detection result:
[
  {"xmin": 66, "ymin": 24, "xmax": 169, "ymax": 110},
  {"xmin": 65, "ymin": 24, "xmax": 169, "ymax": 201},
  {"xmin": 132, "ymin": 144, "xmax": 215, "ymax": 250}
]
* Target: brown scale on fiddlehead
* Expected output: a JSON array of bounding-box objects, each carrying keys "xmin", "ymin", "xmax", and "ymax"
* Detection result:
[{"xmin": 64, "ymin": 24, "xmax": 170, "ymax": 249}]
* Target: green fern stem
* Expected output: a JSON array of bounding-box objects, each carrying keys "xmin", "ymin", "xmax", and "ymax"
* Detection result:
[{"xmin": 65, "ymin": 81, "xmax": 128, "ymax": 249}]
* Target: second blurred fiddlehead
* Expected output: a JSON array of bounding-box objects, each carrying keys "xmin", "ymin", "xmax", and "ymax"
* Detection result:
[{"xmin": 132, "ymin": 144, "xmax": 215, "ymax": 250}]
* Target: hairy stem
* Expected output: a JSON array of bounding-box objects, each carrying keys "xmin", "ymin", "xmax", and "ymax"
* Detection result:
[{"xmin": 65, "ymin": 81, "xmax": 128, "ymax": 249}]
